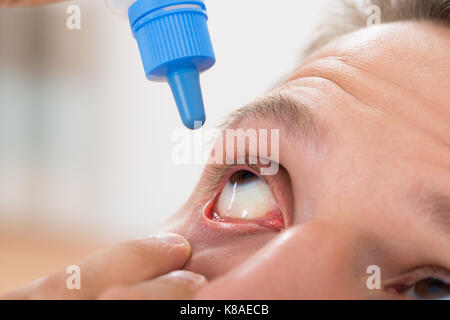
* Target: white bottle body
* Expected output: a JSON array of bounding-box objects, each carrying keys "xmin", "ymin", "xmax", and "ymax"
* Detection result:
[{"xmin": 105, "ymin": 0, "xmax": 137, "ymax": 19}]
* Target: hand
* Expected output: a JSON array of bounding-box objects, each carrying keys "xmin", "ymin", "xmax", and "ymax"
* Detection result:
[
  {"xmin": 0, "ymin": 233, "xmax": 207, "ymax": 300},
  {"xmin": 0, "ymin": 0, "xmax": 64, "ymax": 7}
]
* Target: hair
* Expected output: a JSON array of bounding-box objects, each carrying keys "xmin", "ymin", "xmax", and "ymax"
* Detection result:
[{"xmin": 303, "ymin": 0, "xmax": 450, "ymax": 58}]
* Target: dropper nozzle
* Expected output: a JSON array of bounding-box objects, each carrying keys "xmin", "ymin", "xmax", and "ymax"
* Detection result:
[
  {"xmin": 168, "ymin": 68, "xmax": 206, "ymax": 130},
  {"xmin": 128, "ymin": 0, "xmax": 215, "ymax": 130}
]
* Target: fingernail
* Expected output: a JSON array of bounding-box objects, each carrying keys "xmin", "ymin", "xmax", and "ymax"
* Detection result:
[
  {"xmin": 150, "ymin": 233, "xmax": 188, "ymax": 246},
  {"xmin": 167, "ymin": 270, "xmax": 207, "ymax": 284}
]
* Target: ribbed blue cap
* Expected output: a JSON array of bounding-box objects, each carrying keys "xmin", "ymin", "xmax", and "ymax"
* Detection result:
[{"xmin": 129, "ymin": 0, "xmax": 215, "ymax": 130}]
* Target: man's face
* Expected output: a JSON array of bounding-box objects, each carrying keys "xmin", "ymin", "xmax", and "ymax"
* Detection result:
[{"xmin": 158, "ymin": 22, "xmax": 450, "ymax": 299}]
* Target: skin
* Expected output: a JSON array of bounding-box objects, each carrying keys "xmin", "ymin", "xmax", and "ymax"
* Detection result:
[
  {"xmin": 1, "ymin": 0, "xmax": 449, "ymax": 300},
  {"xmin": 163, "ymin": 21, "xmax": 450, "ymax": 299}
]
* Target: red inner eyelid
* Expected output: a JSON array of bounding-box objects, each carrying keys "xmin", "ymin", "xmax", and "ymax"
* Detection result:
[
  {"xmin": 204, "ymin": 164, "xmax": 289, "ymax": 231},
  {"xmin": 202, "ymin": 197, "xmax": 285, "ymax": 232},
  {"xmin": 211, "ymin": 209, "xmax": 285, "ymax": 231}
]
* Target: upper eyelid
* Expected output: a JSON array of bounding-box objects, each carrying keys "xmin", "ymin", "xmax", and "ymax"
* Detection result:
[
  {"xmin": 202, "ymin": 164, "xmax": 232, "ymax": 191},
  {"xmin": 385, "ymin": 265, "xmax": 450, "ymax": 290},
  {"xmin": 408, "ymin": 266, "xmax": 450, "ymax": 283},
  {"xmin": 202, "ymin": 147, "xmax": 279, "ymax": 190}
]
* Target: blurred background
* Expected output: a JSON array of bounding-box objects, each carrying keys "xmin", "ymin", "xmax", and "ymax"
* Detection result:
[{"xmin": 0, "ymin": 0, "xmax": 328, "ymax": 292}]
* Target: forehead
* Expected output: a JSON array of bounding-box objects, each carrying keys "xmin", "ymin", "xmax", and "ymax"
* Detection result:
[
  {"xmin": 296, "ymin": 22, "xmax": 450, "ymax": 95},
  {"xmin": 283, "ymin": 22, "xmax": 450, "ymax": 151}
]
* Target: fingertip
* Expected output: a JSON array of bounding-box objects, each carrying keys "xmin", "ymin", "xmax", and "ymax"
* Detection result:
[
  {"xmin": 143, "ymin": 233, "xmax": 192, "ymax": 264},
  {"xmin": 146, "ymin": 233, "xmax": 190, "ymax": 247},
  {"xmin": 165, "ymin": 270, "xmax": 208, "ymax": 287}
]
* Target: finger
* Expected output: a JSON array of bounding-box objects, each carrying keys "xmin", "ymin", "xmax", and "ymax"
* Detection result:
[
  {"xmin": 0, "ymin": 0, "xmax": 63, "ymax": 7},
  {"xmin": 30, "ymin": 233, "xmax": 191, "ymax": 299},
  {"xmin": 0, "ymin": 277, "xmax": 45, "ymax": 300},
  {"xmin": 99, "ymin": 270, "xmax": 207, "ymax": 300}
]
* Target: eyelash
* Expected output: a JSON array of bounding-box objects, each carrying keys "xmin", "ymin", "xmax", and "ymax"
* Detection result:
[
  {"xmin": 386, "ymin": 266, "xmax": 450, "ymax": 299},
  {"xmin": 203, "ymin": 163, "xmax": 266, "ymax": 192},
  {"xmin": 201, "ymin": 151, "xmax": 277, "ymax": 192}
]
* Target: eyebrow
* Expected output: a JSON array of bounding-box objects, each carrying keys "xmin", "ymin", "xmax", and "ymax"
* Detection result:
[
  {"xmin": 409, "ymin": 186, "xmax": 450, "ymax": 237},
  {"xmin": 222, "ymin": 93, "xmax": 328, "ymax": 148}
]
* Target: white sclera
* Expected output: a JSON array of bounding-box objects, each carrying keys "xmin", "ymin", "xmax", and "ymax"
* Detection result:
[
  {"xmin": 216, "ymin": 172, "xmax": 278, "ymax": 220},
  {"xmin": 105, "ymin": 0, "xmax": 137, "ymax": 19}
]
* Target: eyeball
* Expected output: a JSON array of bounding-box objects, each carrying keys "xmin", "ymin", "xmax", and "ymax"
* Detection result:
[
  {"xmin": 213, "ymin": 171, "xmax": 283, "ymax": 230},
  {"xmin": 406, "ymin": 278, "xmax": 450, "ymax": 300}
]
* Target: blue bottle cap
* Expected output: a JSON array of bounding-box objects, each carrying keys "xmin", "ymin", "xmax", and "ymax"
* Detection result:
[{"xmin": 129, "ymin": 0, "xmax": 216, "ymax": 129}]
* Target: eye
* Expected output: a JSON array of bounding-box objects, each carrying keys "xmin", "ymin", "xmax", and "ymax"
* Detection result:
[
  {"xmin": 209, "ymin": 170, "xmax": 284, "ymax": 231},
  {"xmin": 405, "ymin": 278, "xmax": 450, "ymax": 300}
]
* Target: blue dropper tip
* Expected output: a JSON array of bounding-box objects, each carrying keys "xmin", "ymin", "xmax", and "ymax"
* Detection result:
[{"xmin": 168, "ymin": 67, "xmax": 206, "ymax": 130}]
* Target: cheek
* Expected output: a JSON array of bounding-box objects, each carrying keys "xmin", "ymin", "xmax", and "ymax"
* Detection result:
[
  {"xmin": 184, "ymin": 232, "xmax": 278, "ymax": 279},
  {"xmin": 157, "ymin": 201, "xmax": 281, "ymax": 280}
]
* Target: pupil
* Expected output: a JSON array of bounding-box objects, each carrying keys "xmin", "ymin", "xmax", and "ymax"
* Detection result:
[
  {"xmin": 416, "ymin": 278, "xmax": 450, "ymax": 299},
  {"xmin": 426, "ymin": 280, "xmax": 444, "ymax": 294},
  {"xmin": 229, "ymin": 171, "xmax": 258, "ymax": 185}
]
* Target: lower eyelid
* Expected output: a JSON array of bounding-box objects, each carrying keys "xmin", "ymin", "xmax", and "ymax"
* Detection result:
[{"xmin": 202, "ymin": 197, "xmax": 285, "ymax": 233}]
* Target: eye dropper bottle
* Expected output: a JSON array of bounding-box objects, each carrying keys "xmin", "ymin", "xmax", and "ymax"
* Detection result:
[{"xmin": 105, "ymin": 0, "xmax": 216, "ymax": 130}]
